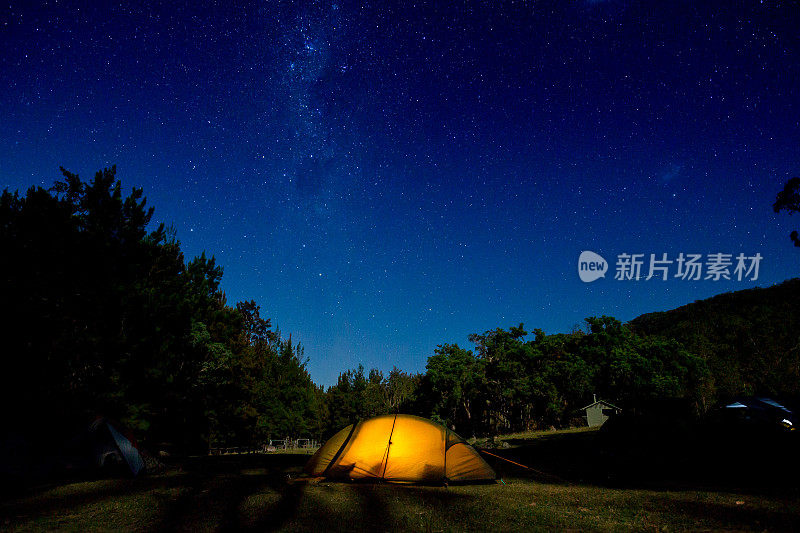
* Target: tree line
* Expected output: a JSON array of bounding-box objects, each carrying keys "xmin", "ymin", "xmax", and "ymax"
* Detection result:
[
  {"xmin": 1, "ymin": 168, "xmax": 797, "ymax": 451},
  {"xmin": 329, "ymin": 318, "xmax": 708, "ymax": 438},
  {"xmin": 0, "ymin": 167, "xmax": 324, "ymax": 451}
]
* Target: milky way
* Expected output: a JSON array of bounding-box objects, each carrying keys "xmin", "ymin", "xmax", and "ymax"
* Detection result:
[{"xmin": 2, "ymin": 1, "xmax": 800, "ymax": 385}]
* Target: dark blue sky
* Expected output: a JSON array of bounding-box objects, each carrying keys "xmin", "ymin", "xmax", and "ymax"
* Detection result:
[{"xmin": 2, "ymin": 1, "xmax": 800, "ymax": 386}]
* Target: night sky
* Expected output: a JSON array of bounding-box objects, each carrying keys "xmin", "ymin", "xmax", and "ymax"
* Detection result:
[{"xmin": 2, "ymin": 1, "xmax": 800, "ymax": 386}]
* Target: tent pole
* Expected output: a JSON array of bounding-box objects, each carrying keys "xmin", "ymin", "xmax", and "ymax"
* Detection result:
[
  {"xmin": 321, "ymin": 422, "xmax": 359, "ymax": 477},
  {"xmin": 443, "ymin": 428, "xmax": 448, "ymax": 486},
  {"xmin": 380, "ymin": 414, "xmax": 398, "ymax": 481}
]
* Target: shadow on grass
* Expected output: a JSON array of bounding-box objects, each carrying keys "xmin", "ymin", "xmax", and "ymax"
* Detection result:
[
  {"xmin": 5, "ymin": 440, "xmax": 800, "ymax": 531},
  {"xmin": 483, "ymin": 427, "xmax": 800, "ymax": 497},
  {"xmin": 148, "ymin": 455, "xmax": 437, "ymax": 531},
  {"xmin": 1, "ymin": 454, "xmax": 312, "ymax": 531},
  {"xmin": 1, "ymin": 474, "xmax": 188, "ymax": 519},
  {"xmin": 317, "ymin": 480, "xmax": 476, "ymax": 531},
  {"xmin": 154, "ymin": 454, "xmax": 311, "ymax": 531},
  {"xmin": 642, "ymin": 493, "xmax": 800, "ymax": 531}
]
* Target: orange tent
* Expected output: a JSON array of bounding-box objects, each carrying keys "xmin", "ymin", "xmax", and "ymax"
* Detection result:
[{"xmin": 304, "ymin": 414, "xmax": 495, "ymax": 484}]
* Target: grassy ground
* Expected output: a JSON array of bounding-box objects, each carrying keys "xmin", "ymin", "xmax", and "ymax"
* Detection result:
[
  {"xmin": 469, "ymin": 426, "xmax": 598, "ymax": 449},
  {"xmin": 2, "ymin": 428, "xmax": 800, "ymax": 531}
]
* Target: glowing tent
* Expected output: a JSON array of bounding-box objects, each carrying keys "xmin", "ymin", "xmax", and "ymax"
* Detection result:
[{"xmin": 305, "ymin": 414, "xmax": 495, "ymax": 483}]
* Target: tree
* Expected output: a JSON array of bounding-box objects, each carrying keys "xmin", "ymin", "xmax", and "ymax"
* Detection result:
[
  {"xmin": 384, "ymin": 367, "xmax": 418, "ymax": 413},
  {"xmin": 773, "ymin": 176, "xmax": 800, "ymax": 246},
  {"xmin": 0, "ymin": 167, "xmax": 191, "ymax": 442},
  {"xmin": 0, "ymin": 166, "xmax": 324, "ymax": 453},
  {"xmin": 426, "ymin": 344, "xmax": 484, "ymax": 435}
]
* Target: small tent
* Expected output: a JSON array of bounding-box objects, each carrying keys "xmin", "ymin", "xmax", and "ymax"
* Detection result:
[
  {"xmin": 716, "ymin": 396, "xmax": 796, "ymax": 432},
  {"xmin": 305, "ymin": 414, "xmax": 495, "ymax": 484},
  {"xmin": 62, "ymin": 417, "xmax": 145, "ymax": 477}
]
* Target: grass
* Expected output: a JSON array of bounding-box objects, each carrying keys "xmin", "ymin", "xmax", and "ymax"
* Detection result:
[
  {"xmin": 469, "ymin": 426, "xmax": 598, "ymax": 448},
  {"xmin": 2, "ymin": 428, "xmax": 800, "ymax": 531}
]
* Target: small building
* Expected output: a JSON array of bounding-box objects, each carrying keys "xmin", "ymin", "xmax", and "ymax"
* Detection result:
[{"xmin": 582, "ymin": 395, "xmax": 621, "ymax": 427}]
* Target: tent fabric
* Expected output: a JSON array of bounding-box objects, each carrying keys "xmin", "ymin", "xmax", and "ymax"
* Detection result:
[
  {"xmin": 305, "ymin": 414, "xmax": 495, "ymax": 483},
  {"xmin": 78, "ymin": 417, "xmax": 145, "ymax": 477},
  {"xmin": 106, "ymin": 423, "xmax": 145, "ymax": 476}
]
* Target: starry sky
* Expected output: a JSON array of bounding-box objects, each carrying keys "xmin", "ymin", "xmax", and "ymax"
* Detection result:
[{"xmin": 2, "ymin": 1, "xmax": 800, "ymax": 386}]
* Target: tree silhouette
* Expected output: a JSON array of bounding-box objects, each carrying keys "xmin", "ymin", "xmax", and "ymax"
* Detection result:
[{"xmin": 773, "ymin": 177, "xmax": 800, "ymax": 246}]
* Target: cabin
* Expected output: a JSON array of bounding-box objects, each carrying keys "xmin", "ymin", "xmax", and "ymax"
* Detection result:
[{"xmin": 582, "ymin": 395, "xmax": 621, "ymax": 427}]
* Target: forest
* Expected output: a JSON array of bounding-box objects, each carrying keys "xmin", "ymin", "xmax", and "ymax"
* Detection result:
[{"xmin": 1, "ymin": 167, "xmax": 798, "ymax": 452}]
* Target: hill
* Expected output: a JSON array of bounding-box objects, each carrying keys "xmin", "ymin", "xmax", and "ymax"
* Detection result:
[{"xmin": 629, "ymin": 278, "xmax": 800, "ymax": 403}]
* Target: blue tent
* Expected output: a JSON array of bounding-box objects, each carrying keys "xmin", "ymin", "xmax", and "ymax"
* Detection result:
[
  {"xmin": 719, "ymin": 397, "xmax": 795, "ymax": 432},
  {"xmin": 62, "ymin": 417, "xmax": 145, "ymax": 477},
  {"xmin": 98, "ymin": 419, "xmax": 145, "ymax": 476}
]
